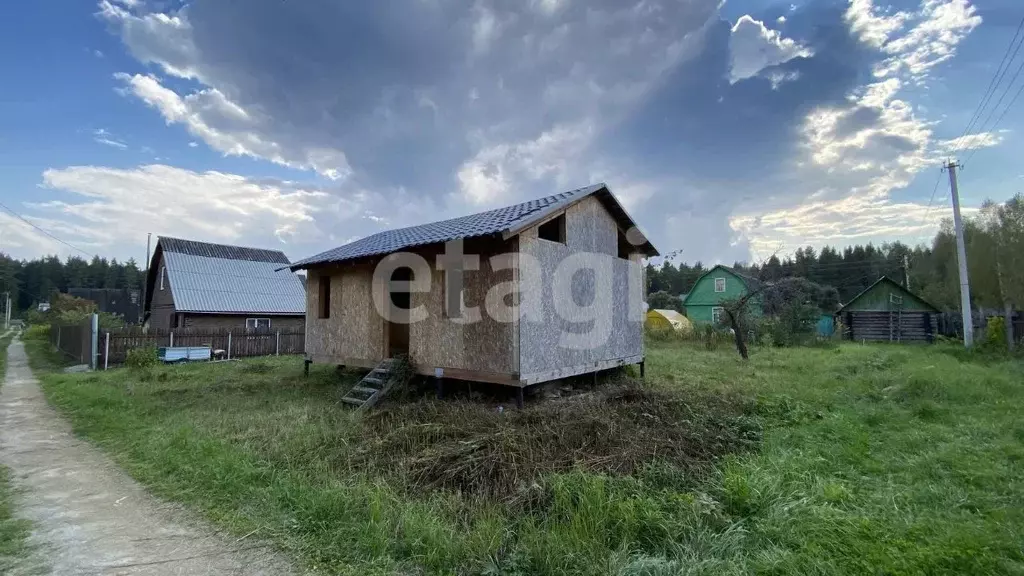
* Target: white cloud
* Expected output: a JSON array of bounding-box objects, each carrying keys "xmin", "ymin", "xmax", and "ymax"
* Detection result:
[
  {"xmin": 845, "ymin": 0, "xmax": 910, "ymax": 48},
  {"xmin": 115, "ymin": 73, "xmax": 350, "ymax": 179},
  {"xmin": 848, "ymin": 0, "xmax": 981, "ymax": 79},
  {"xmin": 728, "ymin": 15, "xmax": 813, "ymax": 84},
  {"xmin": 777, "ymin": 16, "xmax": 786, "ymax": 24},
  {"xmin": 729, "ymin": 0, "xmax": 988, "ymax": 256},
  {"xmin": 456, "ymin": 122, "xmax": 594, "ymax": 205},
  {"xmin": 936, "ymin": 130, "xmax": 1004, "ymax": 153},
  {"xmin": 93, "ymin": 128, "xmax": 128, "ymax": 149},
  {"xmin": 6, "ymin": 165, "xmax": 331, "ymax": 261}
]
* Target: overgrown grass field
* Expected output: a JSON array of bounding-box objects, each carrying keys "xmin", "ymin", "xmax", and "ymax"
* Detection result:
[{"xmin": 24, "ymin": 335, "xmax": 1024, "ymax": 575}]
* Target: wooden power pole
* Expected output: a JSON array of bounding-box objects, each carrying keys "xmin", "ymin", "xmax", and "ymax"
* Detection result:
[{"xmin": 945, "ymin": 160, "xmax": 974, "ymax": 347}]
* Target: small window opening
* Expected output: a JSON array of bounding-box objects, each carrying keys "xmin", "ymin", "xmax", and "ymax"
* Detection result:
[
  {"xmin": 159, "ymin": 266, "xmax": 165, "ymax": 290},
  {"xmin": 443, "ymin": 272, "xmax": 464, "ymax": 319},
  {"xmin": 714, "ymin": 277, "xmax": 726, "ymax": 293},
  {"xmin": 390, "ymin": 267, "xmax": 413, "ymax": 311},
  {"xmin": 319, "ymin": 275, "xmax": 331, "ymax": 318},
  {"xmin": 538, "ymin": 214, "xmax": 566, "ymax": 244},
  {"xmin": 617, "ymin": 229, "xmax": 633, "ymax": 260}
]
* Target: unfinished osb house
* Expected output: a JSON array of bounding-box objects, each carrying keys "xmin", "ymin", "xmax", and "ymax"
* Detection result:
[{"xmin": 290, "ymin": 184, "xmax": 658, "ymax": 395}]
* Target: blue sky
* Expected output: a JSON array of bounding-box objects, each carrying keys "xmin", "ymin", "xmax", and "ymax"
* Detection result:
[{"xmin": 1, "ymin": 0, "xmax": 1022, "ymax": 265}]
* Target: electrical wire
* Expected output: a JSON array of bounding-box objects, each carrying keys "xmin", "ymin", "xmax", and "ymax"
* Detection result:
[
  {"xmin": 0, "ymin": 201, "xmax": 95, "ymax": 258},
  {"xmin": 951, "ymin": 15, "xmax": 1024, "ymax": 153}
]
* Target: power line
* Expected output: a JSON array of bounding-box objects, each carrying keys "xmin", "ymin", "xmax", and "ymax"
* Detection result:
[
  {"xmin": 0, "ymin": 201, "xmax": 95, "ymax": 259},
  {"xmin": 964, "ymin": 78, "xmax": 1024, "ymax": 166},
  {"xmin": 952, "ymin": 15, "xmax": 1024, "ymax": 153}
]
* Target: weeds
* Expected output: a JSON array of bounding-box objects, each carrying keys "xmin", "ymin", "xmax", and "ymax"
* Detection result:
[
  {"xmin": 22, "ymin": 340, "xmax": 1024, "ymax": 575},
  {"xmin": 361, "ymin": 381, "xmax": 758, "ymax": 501}
]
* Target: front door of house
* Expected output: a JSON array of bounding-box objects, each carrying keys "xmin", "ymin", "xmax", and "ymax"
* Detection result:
[{"xmin": 386, "ymin": 266, "xmax": 412, "ymax": 357}]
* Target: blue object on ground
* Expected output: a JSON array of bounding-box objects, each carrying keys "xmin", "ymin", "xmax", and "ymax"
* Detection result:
[
  {"xmin": 816, "ymin": 314, "xmax": 835, "ymax": 337},
  {"xmin": 158, "ymin": 346, "xmax": 212, "ymax": 363}
]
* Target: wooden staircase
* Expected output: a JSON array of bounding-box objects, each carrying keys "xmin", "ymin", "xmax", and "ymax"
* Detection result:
[{"xmin": 340, "ymin": 358, "xmax": 396, "ymax": 411}]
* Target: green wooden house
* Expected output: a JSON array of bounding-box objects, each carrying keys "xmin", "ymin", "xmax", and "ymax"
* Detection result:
[
  {"xmin": 682, "ymin": 265, "xmax": 762, "ymax": 324},
  {"xmin": 837, "ymin": 276, "xmax": 939, "ymax": 343}
]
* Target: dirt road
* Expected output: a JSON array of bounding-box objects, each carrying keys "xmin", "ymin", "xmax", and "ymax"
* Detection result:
[{"xmin": 0, "ymin": 337, "xmax": 294, "ymax": 575}]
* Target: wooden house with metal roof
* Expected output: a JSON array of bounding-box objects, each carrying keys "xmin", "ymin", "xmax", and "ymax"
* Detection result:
[
  {"xmin": 290, "ymin": 184, "xmax": 658, "ymax": 405},
  {"xmin": 837, "ymin": 276, "xmax": 939, "ymax": 343},
  {"xmin": 143, "ymin": 237, "xmax": 306, "ymax": 332}
]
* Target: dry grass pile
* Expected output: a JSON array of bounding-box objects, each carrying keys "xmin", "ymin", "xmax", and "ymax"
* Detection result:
[{"xmin": 358, "ymin": 381, "xmax": 759, "ymax": 501}]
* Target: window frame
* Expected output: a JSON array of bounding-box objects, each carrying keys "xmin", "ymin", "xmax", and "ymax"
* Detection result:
[
  {"xmin": 712, "ymin": 306, "xmax": 724, "ymax": 324},
  {"xmin": 537, "ymin": 213, "xmax": 567, "ymax": 244},
  {"xmin": 714, "ymin": 277, "xmax": 726, "ymax": 293},
  {"xmin": 246, "ymin": 317, "xmax": 271, "ymax": 331},
  {"xmin": 159, "ymin": 266, "xmax": 165, "ymax": 290}
]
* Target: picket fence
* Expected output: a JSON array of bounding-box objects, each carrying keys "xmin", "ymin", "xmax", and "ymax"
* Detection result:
[{"xmin": 52, "ymin": 317, "xmax": 305, "ymax": 369}]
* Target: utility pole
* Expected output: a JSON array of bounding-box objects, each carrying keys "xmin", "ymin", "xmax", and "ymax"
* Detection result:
[
  {"xmin": 946, "ymin": 160, "xmax": 974, "ymax": 347},
  {"xmin": 141, "ymin": 233, "xmax": 152, "ymax": 324},
  {"xmin": 2, "ymin": 292, "xmax": 8, "ymax": 330},
  {"xmin": 903, "ymin": 254, "xmax": 910, "ymax": 290}
]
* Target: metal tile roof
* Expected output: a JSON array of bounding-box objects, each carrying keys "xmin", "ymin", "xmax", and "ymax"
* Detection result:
[
  {"xmin": 160, "ymin": 237, "xmax": 291, "ymax": 264},
  {"xmin": 291, "ymin": 183, "xmax": 656, "ymax": 269},
  {"xmin": 164, "ymin": 252, "xmax": 306, "ymax": 314}
]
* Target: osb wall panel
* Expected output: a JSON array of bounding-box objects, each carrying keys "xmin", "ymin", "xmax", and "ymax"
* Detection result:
[
  {"xmin": 519, "ymin": 200, "xmax": 644, "ymax": 376},
  {"xmin": 409, "ymin": 247, "xmax": 516, "ymax": 373},
  {"xmin": 567, "ymin": 195, "xmax": 618, "ymax": 257},
  {"xmin": 305, "ymin": 266, "xmax": 383, "ymax": 361}
]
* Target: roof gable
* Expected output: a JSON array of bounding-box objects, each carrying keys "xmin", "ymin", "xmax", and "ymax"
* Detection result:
[
  {"xmin": 145, "ymin": 237, "xmax": 304, "ymax": 316},
  {"xmin": 682, "ymin": 265, "xmax": 756, "ymax": 305},
  {"xmin": 837, "ymin": 276, "xmax": 939, "ymax": 313},
  {"xmin": 291, "ymin": 183, "xmax": 658, "ymax": 269}
]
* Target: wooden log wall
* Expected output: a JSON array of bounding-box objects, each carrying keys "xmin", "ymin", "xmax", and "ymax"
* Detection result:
[{"xmin": 845, "ymin": 311, "xmax": 936, "ymax": 343}]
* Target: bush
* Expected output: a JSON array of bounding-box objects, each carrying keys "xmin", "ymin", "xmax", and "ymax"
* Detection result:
[
  {"xmin": 125, "ymin": 346, "xmax": 158, "ymax": 370},
  {"xmin": 22, "ymin": 324, "xmax": 50, "ymax": 342},
  {"xmin": 983, "ymin": 316, "xmax": 1008, "ymax": 350}
]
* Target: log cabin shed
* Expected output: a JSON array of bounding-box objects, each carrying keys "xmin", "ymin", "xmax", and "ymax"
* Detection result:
[
  {"xmin": 290, "ymin": 183, "xmax": 658, "ymax": 396},
  {"xmin": 837, "ymin": 276, "xmax": 939, "ymax": 343},
  {"xmin": 144, "ymin": 237, "xmax": 307, "ymax": 331}
]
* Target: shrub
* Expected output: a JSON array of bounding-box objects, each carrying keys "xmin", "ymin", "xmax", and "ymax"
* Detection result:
[
  {"xmin": 22, "ymin": 324, "xmax": 50, "ymax": 342},
  {"xmin": 125, "ymin": 346, "xmax": 158, "ymax": 370},
  {"xmin": 983, "ymin": 316, "xmax": 1008, "ymax": 351}
]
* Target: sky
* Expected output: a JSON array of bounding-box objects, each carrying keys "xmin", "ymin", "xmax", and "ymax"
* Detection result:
[{"xmin": 1, "ymin": 0, "xmax": 1023, "ymax": 267}]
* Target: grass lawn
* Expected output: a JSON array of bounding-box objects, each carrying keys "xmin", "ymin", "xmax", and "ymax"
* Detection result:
[
  {"xmin": 23, "ymin": 334, "xmax": 1024, "ymax": 575},
  {"xmin": 1, "ymin": 331, "xmax": 34, "ymax": 573}
]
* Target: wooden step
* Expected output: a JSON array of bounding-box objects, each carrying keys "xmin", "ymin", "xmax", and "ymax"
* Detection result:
[
  {"xmin": 362, "ymin": 377, "xmax": 383, "ymax": 386},
  {"xmin": 351, "ymin": 386, "xmax": 378, "ymax": 395},
  {"xmin": 371, "ymin": 368, "xmax": 388, "ymax": 375},
  {"xmin": 340, "ymin": 397, "xmax": 363, "ymax": 406}
]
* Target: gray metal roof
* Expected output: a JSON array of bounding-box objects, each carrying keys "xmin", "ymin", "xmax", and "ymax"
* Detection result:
[
  {"xmin": 159, "ymin": 237, "xmax": 291, "ymax": 263},
  {"xmin": 163, "ymin": 251, "xmax": 306, "ymax": 315},
  {"xmin": 291, "ymin": 183, "xmax": 657, "ymax": 269}
]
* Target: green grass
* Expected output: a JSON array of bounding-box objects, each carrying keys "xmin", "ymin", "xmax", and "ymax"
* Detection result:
[
  {"xmin": 24, "ymin": 337, "xmax": 1024, "ymax": 575},
  {"xmin": 0, "ymin": 331, "xmax": 34, "ymax": 573}
]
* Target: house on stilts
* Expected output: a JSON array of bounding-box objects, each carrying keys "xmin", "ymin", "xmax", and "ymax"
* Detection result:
[{"xmin": 290, "ymin": 183, "xmax": 658, "ymax": 407}]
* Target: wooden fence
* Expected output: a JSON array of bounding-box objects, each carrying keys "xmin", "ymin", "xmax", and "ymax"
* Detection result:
[
  {"xmin": 99, "ymin": 327, "xmax": 305, "ymax": 368},
  {"xmin": 51, "ymin": 318, "xmax": 95, "ymax": 366}
]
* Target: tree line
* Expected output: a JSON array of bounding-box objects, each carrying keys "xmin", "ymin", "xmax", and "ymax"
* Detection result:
[
  {"xmin": 0, "ymin": 255, "xmax": 145, "ymax": 313},
  {"xmin": 647, "ymin": 193, "xmax": 1024, "ymax": 315},
  {"xmin": 2, "ymin": 193, "xmax": 1021, "ymax": 319}
]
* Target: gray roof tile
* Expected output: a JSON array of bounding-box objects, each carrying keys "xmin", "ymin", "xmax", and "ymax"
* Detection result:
[
  {"xmin": 292, "ymin": 183, "xmax": 655, "ymax": 268},
  {"xmin": 163, "ymin": 249, "xmax": 305, "ymax": 315}
]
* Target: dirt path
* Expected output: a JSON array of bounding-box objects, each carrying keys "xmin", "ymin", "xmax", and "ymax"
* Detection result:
[{"xmin": 0, "ymin": 337, "xmax": 295, "ymax": 575}]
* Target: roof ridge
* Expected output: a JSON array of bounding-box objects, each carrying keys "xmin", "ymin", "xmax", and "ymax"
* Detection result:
[
  {"xmin": 159, "ymin": 236, "xmax": 289, "ymax": 256},
  {"xmin": 290, "ymin": 183, "xmax": 630, "ymax": 269}
]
